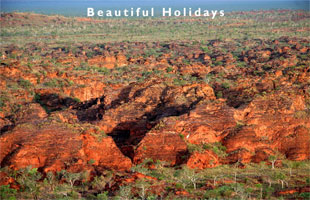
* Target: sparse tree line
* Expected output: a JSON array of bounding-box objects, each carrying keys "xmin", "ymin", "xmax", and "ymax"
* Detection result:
[{"xmin": 1, "ymin": 157, "xmax": 309, "ymax": 199}]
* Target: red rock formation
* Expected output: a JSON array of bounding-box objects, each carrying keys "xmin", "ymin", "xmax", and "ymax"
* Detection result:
[
  {"xmin": 0, "ymin": 111, "xmax": 132, "ymax": 172},
  {"xmin": 222, "ymin": 91, "xmax": 310, "ymax": 164},
  {"xmin": 87, "ymin": 53, "xmax": 127, "ymax": 69},
  {"xmin": 187, "ymin": 150, "xmax": 220, "ymax": 169},
  {"xmin": 0, "ymin": 36, "xmax": 309, "ymax": 178},
  {"xmin": 133, "ymin": 131, "xmax": 187, "ymax": 165},
  {"xmin": 81, "ymin": 133, "xmax": 132, "ymax": 171}
]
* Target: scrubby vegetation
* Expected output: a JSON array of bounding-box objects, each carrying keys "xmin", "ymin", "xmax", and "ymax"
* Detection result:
[{"xmin": 1, "ymin": 159, "xmax": 310, "ymax": 199}]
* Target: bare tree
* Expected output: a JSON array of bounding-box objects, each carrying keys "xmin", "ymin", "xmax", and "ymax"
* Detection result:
[
  {"xmin": 268, "ymin": 151, "xmax": 284, "ymax": 170},
  {"xmin": 135, "ymin": 178, "xmax": 150, "ymax": 200},
  {"xmin": 268, "ymin": 155, "xmax": 277, "ymax": 170},
  {"xmin": 179, "ymin": 166, "xmax": 201, "ymax": 190}
]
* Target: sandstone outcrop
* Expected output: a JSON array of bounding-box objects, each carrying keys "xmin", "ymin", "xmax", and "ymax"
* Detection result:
[
  {"xmin": 0, "ymin": 105, "xmax": 132, "ymax": 172},
  {"xmin": 0, "ymin": 36, "xmax": 309, "ymax": 174}
]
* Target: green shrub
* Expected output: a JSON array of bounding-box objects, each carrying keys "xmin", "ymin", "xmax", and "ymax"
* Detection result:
[
  {"xmin": 18, "ymin": 79, "xmax": 32, "ymax": 89},
  {"xmin": 88, "ymin": 159, "xmax": 96, "ymax": 165},
  {"xmin": 182, "ymin": 59, "xmax": 191, "ymax": 65},
  {"xmin": 173, "ymin": 78, "xmax": 187, "ymax": 86},
  {"xmin": 212, "ymin": 142, "xmax": 227, "ymax": 158},
  {"xmin": 43, "ymin": 78, "xmax": 74, "ymax": 88},
  {"xmin": 86, "ymin": 51, "xmax": 96, "ymax": 58},
  {"xmin": 216, "ymin": 91, "xmax": 223, "ymax": 98},
  {"xmin": 306, "ymin": 177, "xmax": 310, "ymax": 185},
  {"xmin": 236, "ymin": 62, "xmax": 246, "ymax": 68},
  {"xmin": 143, "ymin": 49, "xmax": 159, "ymax": 58},
  {"xmin": 16, "ymin": 167, "xmax": 41, "ymax": 198},
  {"xmin": 204, "ymin": 185, "xmax": 234, "ymax": 198},
  {"xmin": 187, "ymin": 143, "xmax": 206, "ymax": 153},
  {"xmin": 214, "ymin": 61, "xmax": 223, "ymax": 66},
  {"xmin": 72, "ymin": 97, "xmax": 81, "ymax": 103},
  {"xmin": 0, "ymin": 95, "xmax": 9, "ymax": 109},
  {"xmin": 58, "ymin": 170, "xmax": 84, "ymax": 188},
  {"xmin": 201, "ymin": 46, "xmax": 211, "ymax": 53},
  {"xmin": 96, "ymin": 67, "xmax": 110, "ymax": 75},
  {"xmin": 294, "ymin": 110, "xmax": 310, "ymax": 119},
  {"xmin": 142, "ymin": 71, "xmax": 152, "ymax": 78},
  {"xmin": 90, "ymin": 130, "xmax": 107, "ymax": 142},
  {"xmin": 116, "ymin": 185, "xmax": 133, "ymax": 200},
  {"xmin": 0, "ymin": 185, "xmax": 17, "ymax": 200},
  {"xmin": 221, "ymin": 82, "xmax": 231, "ymax": 89},
  {"xmin": 43, "ymin": 79, "xmax": 60, "ymax": 88},
  {"xmin": 97, "ymin": 191, "xmax": 109, "ymax": 200},
  {"xmin": 300, "ymin": 192, "xmax": 310, "ymax": 199},
  {"xmin": 166, "ymin": 66, "xmax": 173, "ymax": 73}
]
